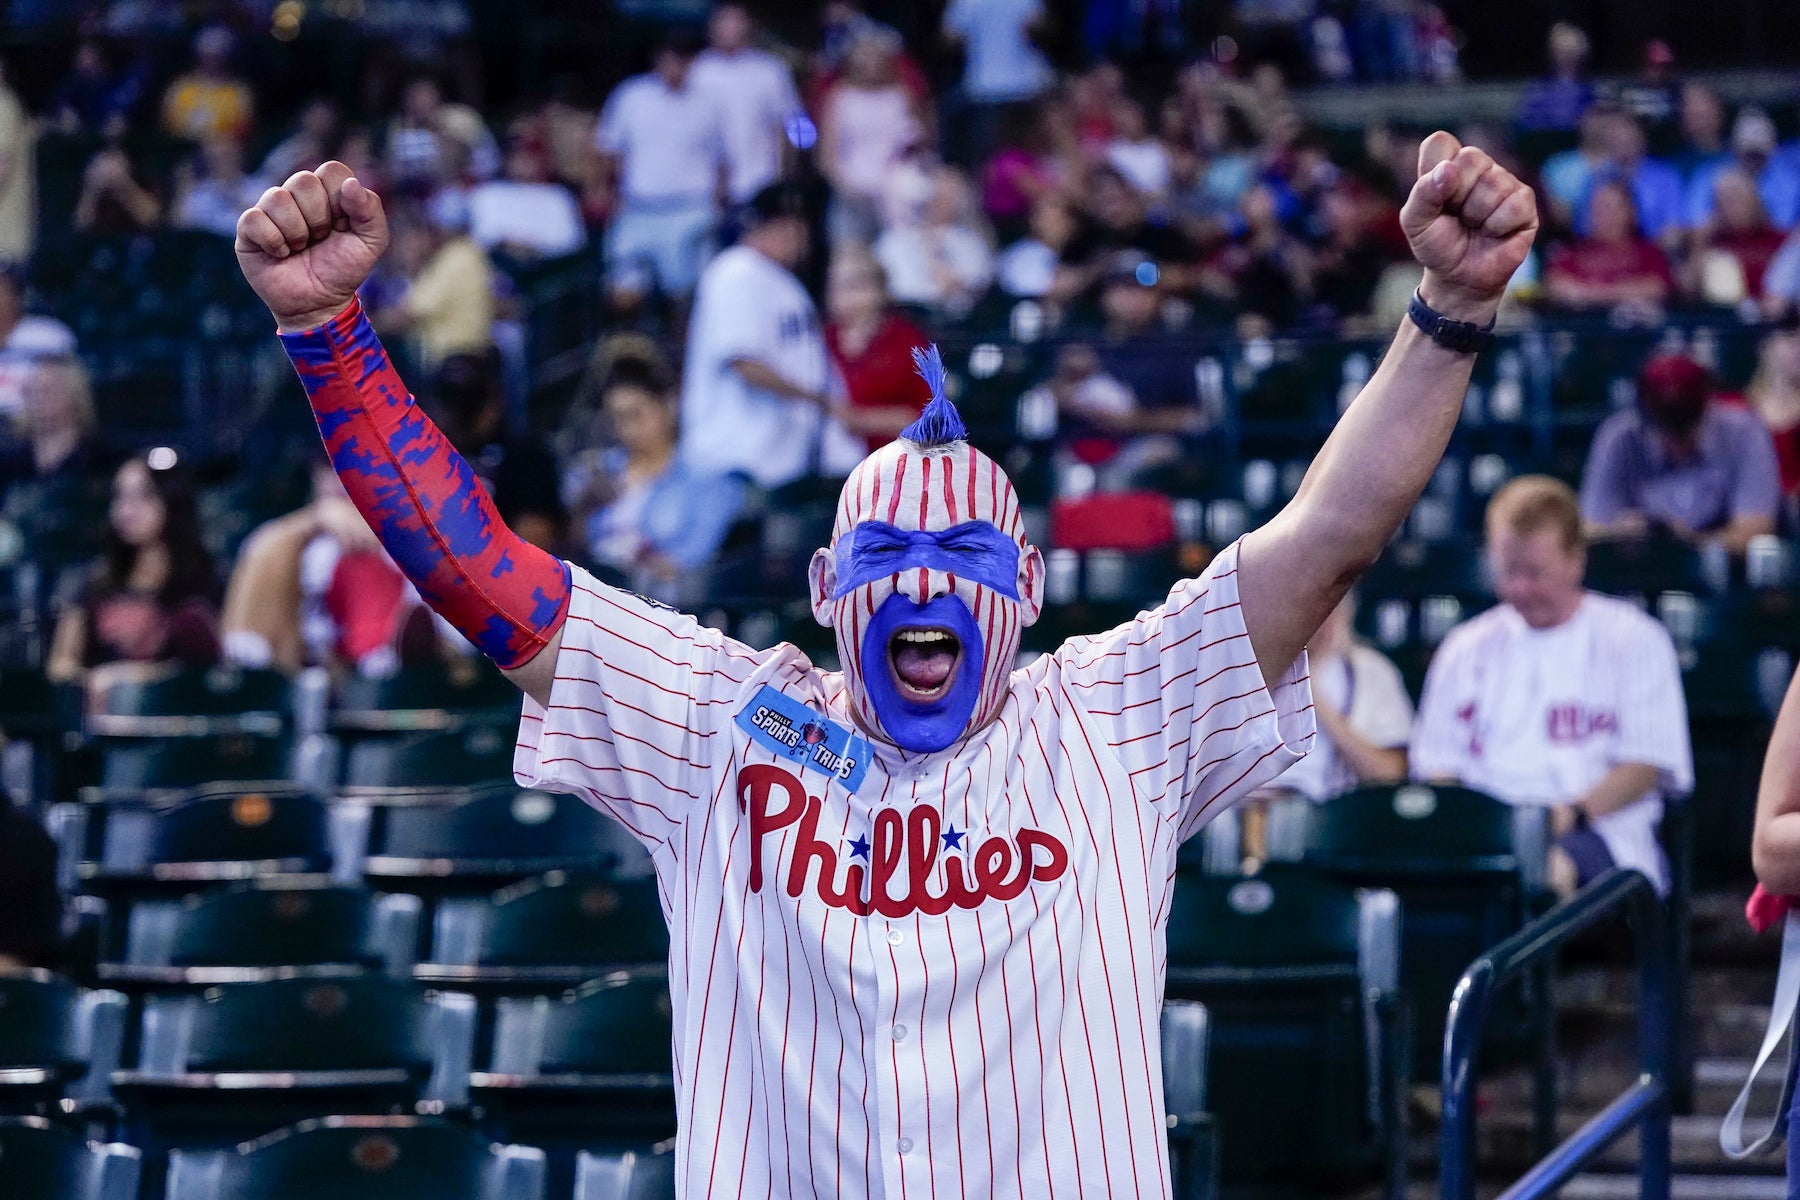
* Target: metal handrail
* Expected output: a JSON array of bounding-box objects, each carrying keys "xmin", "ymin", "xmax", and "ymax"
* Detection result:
[{"xmin": 1440, "ymin": 868, "xmax": 1670, "ymax": 1200}]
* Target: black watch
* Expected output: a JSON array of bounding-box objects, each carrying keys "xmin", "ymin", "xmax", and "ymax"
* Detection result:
[{"xmin": 1407, "ymin": 288, "xmax": 1497, "ymax": 355}]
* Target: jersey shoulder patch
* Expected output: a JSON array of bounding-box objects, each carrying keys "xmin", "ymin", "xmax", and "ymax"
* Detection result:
[{"xmin": 735, "ymin": 684, "xmax": 872, "ymax": 793}]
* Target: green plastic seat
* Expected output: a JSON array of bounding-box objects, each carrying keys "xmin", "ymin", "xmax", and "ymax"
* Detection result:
[
  {"xmin": 332, "ymin": 664, "xmax": 519, "ymax": 735},
  {"xmin": 95, "ymin": 733, "xmax": 293, "ymax": 795},
  {"xmin": 363, "ymin": 788, "xmax": 633, "ymax": 897},
  {"xmin": 89, "ymin": 667, "xmax": 290, "ymax": 735},
  {"xmin": 0, "ymin": 1117, "xmax": 141, "ymax": 1200},
  {"xmin": 165, "ymin": 1116, "xmax": 545, "ymax": 1200},
  {"xmin": 342, "ymin": 727, "xmax": 516, "ymax": 792},
  {"xmin": 0, "ymin": 972, "xmax": 129, "ymax": 1115},
  {"xmin": 1163, "ymin": 864, "xmax": 1403, "ymax": 1192}
]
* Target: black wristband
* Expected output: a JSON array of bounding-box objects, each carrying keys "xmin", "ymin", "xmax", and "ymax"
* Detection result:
[{"xmin": 1407, "ymin": 288, "xmax": 1497, "ymax": 355}]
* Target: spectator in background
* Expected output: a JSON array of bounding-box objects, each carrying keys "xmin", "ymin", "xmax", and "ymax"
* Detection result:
[
  {"xmin": 1105, "ymin": 97, "xmax": 1170, "ymax": 201},
  {"xmin": 1581, "ymin": 353, "xmax": 1781, "ymax": 554},
  {"xmin": 431, "ymin": 353, "xmax": 567, "ymax": 551},
  {"xmin": 1618, "ymin": 39, "xmax": 1679, "ymax": 140},
  {"xmin": 386, "ymin": 74, "xmax": 500, "ymax": 188},
  {"xmin": 1746, "ymin": 324, "xmax": 1800, "ymax": 499},
  {"xmin": 1686, "ymin": 168, "xmax": 1786, "ymax": 307},
  {"xmin": 160, "ymin": 26, "xmax": 253, "ymax": 143},
  {"xmin": 981, "ymin": 101, "xmax": 1073, "ymax": 238},
  {"xmin": 875, "ymin": 166, "xmax": 996, "ymax": 318},
  {"xmin": 1209, "ymin": 181, "xmax": 1313, "ymax": 331},
  {"xmin": 595, "ymin": 32, "xmax": 725, "ymax": 312},
  {"xmin": 1259, "ymin": 592, "xmax": 1412, "ymax": 802},
  {"xmin": 171, "ymin": 135, "xmax": 263, "ymax": 238},
  {"xmin": 680, "ymin": 182, "xmax": 861, "ymax": 490},
  {"xmin": 48, "ymin": 39, "xmax": 143, "ymax": 138},
  {"xmin": 1412, "ymin": 477, "xmax": 1693, "ymax": 897},
  {"xmin": 1581, "ymin": 108, "xmax": 1684, "ymax": 246},
  {"xmin": 1539, "ymin": 104, "xmax": 1615, "ymax": 231},
  {"xmin": 72, "ymin": 144, "xmax": 162, "ymax": 234},
  {"xmin": 690, "ymin": 3, "xmax": 801, "ymax": 206},
  {"xmin": 1670, "ymin": 82, "xmax": 1730, "ymax": 184},
  {"xmin": 818, "ymin": 25, "xmax": 929, "ymax": 247},
  {"xmin": 1516, "ymin": 21, "xmax": 1594, "ymax": 133},
  {"xmin": 468, "ymin": 133, "xmax": 586, "ymax": 260},
  {"xmin": 1543, "ymin": 179, "xmax": 1673, "ymax": 313},
  {"xmin": 568, "ymin": 356, "xmax": 745, "ymax": 605},
  {"xmin": 1309, "ymin": 176, "xmax": 1402, "ymax": 329},
  {"xmin": 0, "ymin": 357, "xmax": 109, "ymax": 578},
  {"xmin": 998, "ymin": 191, "xmax": 1081, "ymax": 300},
  {"xmin": 0, "ymin": 266, "xmax": 77, "ymax": 416},
  {"xmin": 941, "ymin": 0, "xmax": 1054, "ymax": 165},
  {"xmin": 47, "ymin": 455, "xmax": 221, "ymax": 698},
  {"xmin": 1060, "ymin": 164, "xmax": 1204, "ymax": 303},
  {"xmin": 1685, "ymin": 108, "xmax": 1800, "ymax": 233},
  {"xmin": 221, "ymin": 458, "xmax": 441, "ymax": 677},
  {"xmin": 0, "ymin": 798, "xmax": 61, "ymax": 972},
  {"xmin": 374, "ymin": 192, "xmax": 495, "ymax": 373},
  {"xmin": 0, "ymin": 61, "xmax": 33, "ymax": 265},
  {"xmin": 824, "ymin": 249, "xmax": 931, "ymax": 453},
  {"xmin": 258, "ymin": 98, "xmax": 342, "ymax": 185}
]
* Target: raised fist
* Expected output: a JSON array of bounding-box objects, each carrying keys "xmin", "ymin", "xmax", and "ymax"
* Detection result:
[
  {"xmin": 1399, "ymin": 131, "xmax": 1539, "ymax": 325},
  {"xmin": 234, "ymin": 162, "xmax": 389, "ymax": 333}
]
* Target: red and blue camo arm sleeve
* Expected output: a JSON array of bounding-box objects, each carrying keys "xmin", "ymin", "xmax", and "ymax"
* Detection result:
[{"xmin": 278, "ymin": 298, "xmax": 570, "ymax": 670}]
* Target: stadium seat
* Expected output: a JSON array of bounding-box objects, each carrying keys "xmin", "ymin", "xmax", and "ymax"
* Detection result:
[
  {"xmin": 574, "ymin": 1145, "xmax": 677, "ymax": 1200},
  {"xmin": 1163, "ymin": 864, "xmax": 1404, "ymax": 1195},
  {"xmin": 355, "ymin": 787, "xmax": 640, "ymax": 898},
  {"xmin": 87, "ymin": 668, "xmax": 291, "ymax": 737},
  {"xmin": 1160, "ymin": 1000, "xmax": 1217, "ymax": 1200},
  {"xmin": 0, "ymin": 1116, "xmax": 142, "ymax": 1200},
  {"xmin": 1297, "ymin": 783, "xmax": 1548, "ymax": 1087},
  {"xmin": 341, "ymin": 727, "xmax": 517, "ymax": 792},
  {"xmin": 101, "ymin": 882, "xmax": 421, "ymax": 991},
  {"xmin": 417, "ymin": 873, "xmax": 666, "ymax": 995},
  {"xmin": 472, "ymin": 972, "xmax": 676, "ymax": 1143},
  {"xmin": 164, "ymin": 1116, "xmax": 546, "ymax": 1200},
  {"xmin": 92, "ymin": 732, "xmax": 295, "ymax": 796},
  {"xmin": 114, "ymin": 976, "xmax": 475, "ymax": 1139},
  {"xmin": 0, "ymin": 972, "xmax": 128, "ymax": 1114},
  {"xmin": 329, "ymin": 664, "xmax": 519, "ymax": 735},
  {"xmin": 1585, "ymin": 534, "xmax": 1707, "ymax": 600}
]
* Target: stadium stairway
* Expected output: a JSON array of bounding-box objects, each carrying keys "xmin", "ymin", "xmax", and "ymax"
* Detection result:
[{"xmin": 1339, "ymin": 887, "xmax": 1784, "ymax": 1200}]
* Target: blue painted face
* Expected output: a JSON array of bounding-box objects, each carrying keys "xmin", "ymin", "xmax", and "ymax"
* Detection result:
[
  {"xmin": 831, "ymin": 520, "xmax": 1021, "ymax": 601},
  {"xmin": 859, "ymin": 593, "xmax": 986, "ymax": 754}
]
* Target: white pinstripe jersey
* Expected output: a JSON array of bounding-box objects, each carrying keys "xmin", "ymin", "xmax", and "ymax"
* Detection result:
[{"xmin": 514, "ymin": 538, "xmax": 1315, "ymax": 1199}]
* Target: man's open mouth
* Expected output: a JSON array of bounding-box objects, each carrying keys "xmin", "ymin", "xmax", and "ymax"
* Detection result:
[{"xmin": 887, "ymin": 626, "xmax": 962, "ymax": 703}]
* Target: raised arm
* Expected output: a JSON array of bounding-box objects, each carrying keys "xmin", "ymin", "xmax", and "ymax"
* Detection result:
[
  {"xmin": 1238, "ymin": 132, "xmax": 1537, "ymax": 685},
  {"xmin": 235, "ymin": 163, "xmax": 568, "ymax": 706},
  {"xmin": 1753, "ymin": 669, "xmax": 1800, "ymax": 895}
]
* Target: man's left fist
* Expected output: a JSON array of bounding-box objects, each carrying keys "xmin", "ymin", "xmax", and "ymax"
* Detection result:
[{"xmin": 1399, "ymin": 130, "xmax": 1539, "ymax": 325}]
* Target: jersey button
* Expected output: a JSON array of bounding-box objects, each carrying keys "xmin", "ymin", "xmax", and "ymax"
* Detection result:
[
  {"xmin": 897, "ymin": 1138, "xmax": 914, "ymax": 1155},
  {"xmin": 886, "ymin": 928, "xmax": 904, "ymax": 946},
  {"xmin": 892, "ymin": 1024, "xmax": 907, "ymax": 1041}
]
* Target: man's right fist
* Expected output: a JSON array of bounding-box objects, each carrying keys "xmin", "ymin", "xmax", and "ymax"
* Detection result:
[{"xmin": 235, "ymin": 162, "xmax": 388, "ymax": 334}]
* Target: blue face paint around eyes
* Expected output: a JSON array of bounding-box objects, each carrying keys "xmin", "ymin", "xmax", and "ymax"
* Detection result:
[
  {"xmin": 860, "ymin": 593, "xmax": 986, "ymax": 754},
  {"xmin": 831, "ymin": 520, "xmax": 1020, "ymax": 600}
]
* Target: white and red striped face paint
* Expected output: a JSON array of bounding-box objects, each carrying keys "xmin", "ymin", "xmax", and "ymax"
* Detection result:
[{"xmin": 809, "ymin": 437, "xmax": 1045, "ymax": 752}]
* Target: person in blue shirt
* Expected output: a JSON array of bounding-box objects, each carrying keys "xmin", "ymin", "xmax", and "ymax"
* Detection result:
[
  {"xmin": 1517, "ymin": 22, "xmax": 1596, "ymax": 132},
  {"xmin": 1685, "ymin": 107, "xmax": 1800, "ymax": 232}
]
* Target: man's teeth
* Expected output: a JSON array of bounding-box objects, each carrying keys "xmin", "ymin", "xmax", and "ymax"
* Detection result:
[{"xmin": 896, "ymin": 630, "xmax": 955, "ymax": 645}]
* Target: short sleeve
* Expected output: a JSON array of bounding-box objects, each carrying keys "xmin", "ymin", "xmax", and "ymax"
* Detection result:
[
  {"xmin": 1611, "ymin": 616, "xmax": 1694, "ymax": 794},
  {"xmin": 1408, "ymin": 628, "xmax": 1476, "ymax": 782},
  {"xmin": 1579, "ymin": 415, "xmax": 1634, "ymax": 525},
  {"xmin": 514, "ymin": 567, "xmax": 769, "ymax": 851},
  {"xmin": 1057, "ymin": 539, "xmax": 1315, "ymax": 838}
]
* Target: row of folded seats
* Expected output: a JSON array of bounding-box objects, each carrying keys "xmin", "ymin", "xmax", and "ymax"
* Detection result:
[{"xmin": 10, "ymin": 781, "xmax": 1576, "ymax": 1199}]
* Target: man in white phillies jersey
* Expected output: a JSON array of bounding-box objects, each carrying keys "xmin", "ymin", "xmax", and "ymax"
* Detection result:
[
  {"xmin": 1412, "ymin": 476, "xmax": 1693, "ymax": 896},
  {"xmin": 236, "ymin": 133, "xmax": 1537, "ymax": 1197}
]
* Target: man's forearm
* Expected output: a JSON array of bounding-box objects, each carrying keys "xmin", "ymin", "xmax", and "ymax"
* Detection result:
[
  {"xmin": 1754, "ymin": 672, "xmax": 1800, "ymax": 894},
  {"xmin": 1571, "ymin": 762, "xmax": 1661, "ymax": 821},
  {"xmin": 730, "ymin": 357, "xmax": 823, "ymax": 405}
]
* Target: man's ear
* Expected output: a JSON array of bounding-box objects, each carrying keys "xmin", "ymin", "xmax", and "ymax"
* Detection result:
[
  {"xmin": 1017, "ymin": 544, "xmax": 1045, "ymax": 626},
  {"xmin": 808, "ymin": 547, "xmax": 838, "ymax": 626}
]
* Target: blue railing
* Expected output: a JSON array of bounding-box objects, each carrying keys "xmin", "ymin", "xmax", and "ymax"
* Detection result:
[{"xmin": 1440, "ymin": 868, "xmax": 1671, "ymax": 1200}]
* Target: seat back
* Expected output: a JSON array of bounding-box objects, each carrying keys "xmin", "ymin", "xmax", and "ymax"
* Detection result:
[
  {"xmin": 0, "ymin": 973, "xmax": 83, "ymax": 1074},
  {"xmin": 1162, "ymin": 865, "xmax": 1398, "ymax": 1185},
  {"xmin": 97, "ymin": 733, "xmax": 293, "ymax": 793},
  {"xmin": 372, "ymin": 789, "xmax": 625, "ymax": 877},
  {"xmin": 0, "ymin": 1117, "xmax": 142, "ymax": 1200},
  {"xmin": 1304, "ymin": 783, "xmax": 1518, "ymax": 866},
  {"xmin": 491, "ymin": 974, "xmax": 674, "ymax": 1077},
  {"xmin": 99, "ymin": 790, "xmax": 330, "ymax": 878},
  {"xmin": 124, "ymin": 883, "xmax": 417, "ymax": 974},
  {"xmin": 1159, "ymin": 1000, "xmax": 1210, "ymax": 1119},
  {"xmin": 471, "ymin": 874, "xmax": 668, "ymax": 968},
  {"xmin": 149, "ymin": 976, "xmax": 439, "ymax": 1075},
  {"xmin": 343, "ymin": 728, "xmax": 516, "ymax": 791},
  {"xmin": 166, "ymin": 1116, "xmax": 546, "ymax": 1200},
  {"xmin": 333, "ymin": 664, "xmax": 518, "ymax": 725},
  {"xmin": 94, "ymin": 667, "xmax": 290, "ymax": 726},
  {"xmin": 574, "ymin": 1147, "xmax": 677, "ymax": 1200}
]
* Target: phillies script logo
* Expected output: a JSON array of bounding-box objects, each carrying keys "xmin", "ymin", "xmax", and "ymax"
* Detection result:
[
  {"xmin": 737, "ymin": 765, "xmax": 1070, "ymax": 917},
  {"xmin": 1546, "ymin": 704, "xmax": 1618, "ymax": 743}
]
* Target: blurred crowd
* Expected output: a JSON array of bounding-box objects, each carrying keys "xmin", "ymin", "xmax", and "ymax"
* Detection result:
[{"xmin": 0, "ymin": 2, "xmax": 1795, "ymax": 703}]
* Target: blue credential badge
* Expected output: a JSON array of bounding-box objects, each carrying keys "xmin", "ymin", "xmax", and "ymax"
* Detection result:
[{"xmin": 734, "ymin": 685, "xmax": 871, "ymax": 793}]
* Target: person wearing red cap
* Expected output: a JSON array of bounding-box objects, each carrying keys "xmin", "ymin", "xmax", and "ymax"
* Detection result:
[{"xmin": 1579, "ymin": 352, "xmax": 1781, "ymax": 554}]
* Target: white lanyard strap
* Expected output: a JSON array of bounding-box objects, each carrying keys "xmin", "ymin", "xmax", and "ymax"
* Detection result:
[{"xmin": 1722, "ymin": 910, "xmax": 1800, "ymax": 1157}]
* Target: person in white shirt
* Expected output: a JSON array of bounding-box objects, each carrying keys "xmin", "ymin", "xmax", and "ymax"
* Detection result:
[
  {"xmin": 679, "ymin": 183, "xmax": 862, "ymax": 489},
  {"xmin": 467, "ymin": 134, "xmax": 585, "ymax": 259},
  {"xmin": 1411, "ymin": 476, "xmax": 1694, "ymax": 896},
  {"xmin": 1266, "ymin": 592, "xmax": 1413, "ymax": 801},
  {"xmin": 596, "ymin": 31, "xmax": 726, "ymax": 309},
  {"xmin": 874, "ymin": 165, "xmax": 996, "ymax": 317},
  {"xmin": 689, "ymin": 4, "xmax": 801, "ymax": 205},
  {"xmin": 942, "ymin": 0, "xmax": 1053, "ymax": 164},
  {"xmin": 0, "ymin": 265, "xmax": 77, "ymax": 416}
]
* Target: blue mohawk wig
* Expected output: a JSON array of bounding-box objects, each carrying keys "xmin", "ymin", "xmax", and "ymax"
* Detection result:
[{"xmin": 900, "ymin": 345, "xmax": 968, "ymax": 448}]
